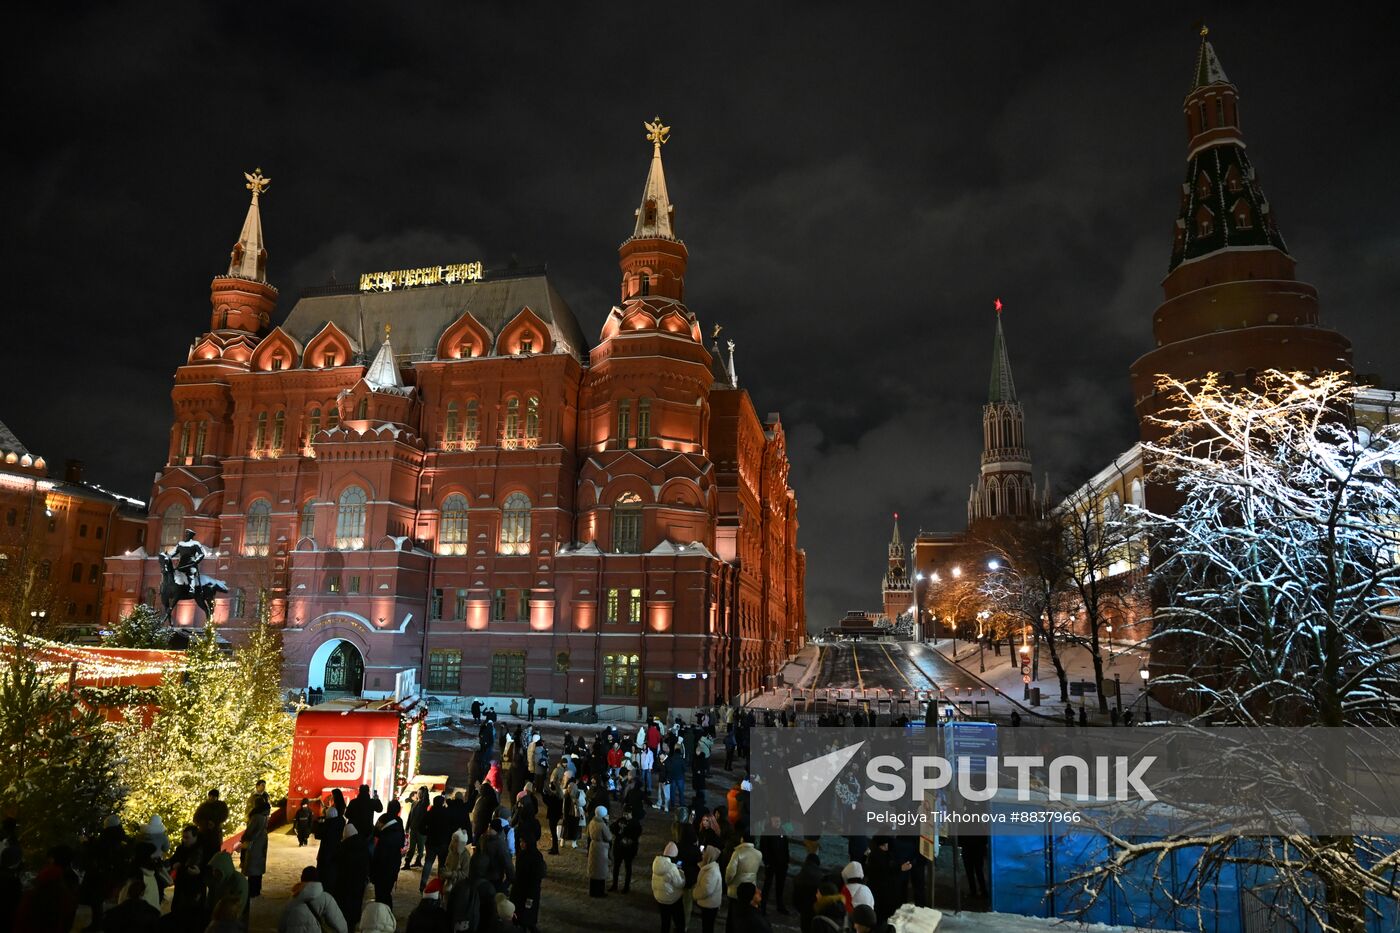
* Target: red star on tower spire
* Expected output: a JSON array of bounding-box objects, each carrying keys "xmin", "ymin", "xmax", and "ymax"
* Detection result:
[{"xmin": 994, "ymin": 298, "xmax": 1003, "ymax": 314}]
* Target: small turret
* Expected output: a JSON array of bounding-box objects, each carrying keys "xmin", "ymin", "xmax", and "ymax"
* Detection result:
[{"xmin": 209, "ymin": 168, "xmax": 277, "ymax": 335}]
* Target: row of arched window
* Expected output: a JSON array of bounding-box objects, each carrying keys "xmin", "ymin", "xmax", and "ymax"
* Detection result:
[
  {"xmin": 246, "ymin": 403, "xmax": 344, "ymax": 458},
  {"xmin": 984, "ymin": 409, "xmax": 1022, "ymax": 451},
  {"xmin": 440, "ymin": 397, "xmax": 541, "ymax": 451},
  {"xmin": 985, "ymin": 475, "xmax": 1033, "ymax": 518}
]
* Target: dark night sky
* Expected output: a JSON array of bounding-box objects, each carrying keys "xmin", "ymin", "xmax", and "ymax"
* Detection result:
[{"xmin": 4, "ymin": 4, "xmax": 1397, "ymax": 630}]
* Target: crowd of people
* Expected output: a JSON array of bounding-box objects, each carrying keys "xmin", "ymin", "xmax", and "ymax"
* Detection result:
[{"xmin": 0, "ymin": 703, "xmax": 962, "ymax": 933}]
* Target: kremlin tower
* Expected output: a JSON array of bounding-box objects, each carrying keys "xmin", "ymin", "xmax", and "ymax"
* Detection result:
[
  {"xmin": 968, "ymin": 303, "xmax": 1044, "ymax": 526},
  {"xmin": 1130, "ymin": 29, "xmax": 1351, "ymax": 510},
  {"xmin": 881, "ymin": 513, "xmax": 911, "ymax": 623}
]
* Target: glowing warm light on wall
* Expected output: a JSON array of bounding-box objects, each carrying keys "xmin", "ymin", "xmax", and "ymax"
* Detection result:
[
  {"xmin": 467, "ymin": 601, "xmax": 490, "ymax": 631},
  {"xmin": 530, "ymin": 599, "xmax": 554, "ymax": 631},
  {"xmin": 574, "ymin": 605, "xmax": 594, "ymax": 631},
  {"xmin": 649, "ymin": 603, "xmax": 673, "ymax": 633}
]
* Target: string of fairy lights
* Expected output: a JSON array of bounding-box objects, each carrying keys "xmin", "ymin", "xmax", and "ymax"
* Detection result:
[{"xmin": 0, "ymin": 628, "xmax": 219, "ymax": 683}]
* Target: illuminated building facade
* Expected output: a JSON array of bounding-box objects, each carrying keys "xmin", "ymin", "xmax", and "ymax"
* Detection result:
[
  {"xmin": 1, "ymin": 421, "xmax": 146, "ymax": 635},
  {"xmin": 103, "ymin": 126, "xmax": 806, "ymax": 711}
]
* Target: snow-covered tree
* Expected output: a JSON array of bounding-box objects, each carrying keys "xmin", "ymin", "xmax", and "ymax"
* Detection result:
[
  {"xmin": 102, "ymin": 603, "xmax": 170, "ymax": 648},
  {"xmin": 0, "ymin": 651, "xmax": 123, "ymax": 859},
  {"xmin": 1064, "ymin": 371, "xmax": 1400, "ymax": 933},
  {"xmin": 977, "ymin": 521, "xmax": 1075, "ymax": 701},
  {"xmin": 116, "ymin": 620, "xmax": 293, "ymax": 834}
]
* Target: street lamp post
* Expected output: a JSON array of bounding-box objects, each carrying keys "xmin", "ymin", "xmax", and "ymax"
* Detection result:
[
  {"xmin": 1139, "ymin": 665, "xmax": 1151, "ymax": 720},
  {"xmin": 976, "ymin": 609, "xmax": 990, "ymax": 673},
  {"xmin": 1018, "ymin": 629, "xmax": 1031, "ymax": 701}
]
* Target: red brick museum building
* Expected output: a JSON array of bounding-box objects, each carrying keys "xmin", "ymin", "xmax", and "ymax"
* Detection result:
[{"xmin": 103, "ymin": 122, "xmax": 806, "ymax": 712}]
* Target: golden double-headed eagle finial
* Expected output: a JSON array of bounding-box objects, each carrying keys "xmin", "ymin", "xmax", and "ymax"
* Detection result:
[
  {"xmin": 645, "ymin": 116, "xmax": 671, "ymax": 149},
  {"xmin": 1199, "ymin": 23, "xmax": 1209, "ymax": 38},
  {"xmin": 244, "ymin": 167, "xmax": 271, "ymax": 198}
]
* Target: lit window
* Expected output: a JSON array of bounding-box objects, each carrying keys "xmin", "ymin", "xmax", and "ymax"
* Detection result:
[
  {"xmin": 160, "ymin": 504, "xmax": 185, "ymax": 548},
  {"xmin": 603, "ymin": 654, "xmax": 640, "ymax": 695},
  {"xmin": 637, "ymin": 398, "xmax": 651, "ymax": 445},
  {"xmin": 244, "ymin": 499, "xmax": 271, "ymax": 556},
  {"xmin": 428, "ymin": 649, "xmax": 462, "ymax": 692},
  {"xmin": 504, "ymin": 399, "xmax": 520, "ymax": 448},
  {"xmin": 457, "ymin": 341, "xmax": 473, "ymax": 359},
  {"xmin": 271, "ymin": 355, "xmax": 284, "ymax": 371},
  {"xmin": 326, "ymin": 576, "xmax": 340, "ymax": 594},
  {"xmin": 323, "ymin": 351, "xmax": 337, "ymax": 368},
  {"xmin": 271, "ymin": 411, "xmax": 285, "ymax": 453},
  {"xmin": 525, "ymin": 397, "xmax": 540, "ymax": 447},
  {"xmin": 465, "ymin": 400, "xmax": 479, "ymax": 450},
  {"xmin": 629, "ymin": 588, "xmax": 642, "ymax": 624},
  {"xmin": 307, "ymin": 408, "xmax": 321, "ymax": 445},
  {"xmin": 439, "ymin": 493, "xmax": 469, "ymax": 555},
  {"xmin": 335, "ymin": 485, "xmax": 367, "ymax": 550},
  {"xmin": 445, "ymin": 402, "xmax": 461, "ymax": 445},
  {"xmin": 520, "ymin": 333, "xmax": 534, "ymax": 354},
  {"xmin": 499, "ymin": 493, "xmax": 531, "ymax": 555},
  {"xmin": 299, "ymin": 501, "xmax": 316, "ymax": 541},
  {"xmin": 325, "ymin": 404, "xmax": 339, "ymax": 431},
  {"xmin": 606, "ymin": 588, "xmax": 620, "ymax": 624},
  {"xmin": 254, "ymin": 412, "xmax": 268, "ymax": 452},
  {"xmin": 613, "ymin": 493, "xmax": 643, "ymax": 553}
]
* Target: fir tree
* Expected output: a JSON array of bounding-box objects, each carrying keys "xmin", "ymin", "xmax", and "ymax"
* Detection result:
[
  {"xmin": 102, "ymin": 603, "xmax": 171, "ymax": 649},
  {"xmin": 0, "ymin": 651, "xmax": 123, "ymax": 859}
]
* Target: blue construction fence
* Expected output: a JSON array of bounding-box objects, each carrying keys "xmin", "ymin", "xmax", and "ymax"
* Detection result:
[{"xmin": 989, "ymin": 820, "xmax": 1399, "ymax": 931}]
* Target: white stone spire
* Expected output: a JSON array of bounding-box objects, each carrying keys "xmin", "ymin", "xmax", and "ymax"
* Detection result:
[
  {"xmin": 365, "ymin": 326, "xmax": 403, "ymax": 389},
  {"xmin": 631, "ymin": 116, "xmax": 676, "ymax": 240},
  {"xmin": 228, "ymin": 168, "xmax": 270, "ymax": 282}
]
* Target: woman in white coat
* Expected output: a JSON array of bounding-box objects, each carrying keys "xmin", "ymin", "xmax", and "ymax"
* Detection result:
[
  {"xmin": 693, "ymin": 845, "xmax": 724, "ymax": 933},
  {"xmin": 651, "ymin": 841, "xmax": 687, "ymax": 933}
]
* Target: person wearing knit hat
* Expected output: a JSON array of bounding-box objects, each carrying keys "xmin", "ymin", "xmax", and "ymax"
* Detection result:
[
  {"xmin": 494, "ymin": 892, "xmax": 516, "ymax": 922},
  {"xmin": 358, "ymin": 900, "xmax": 396, "ymax": 933},
  {"xmin": 405, "ymin": 876, "xmax": 448, "ymax": 933},
  {"xmin": 840, "ymin": 860, "xmax": 874, "ymax": 917},
  {"xmin": 651, "ymin": 841, "xmax": 686, "ymax": 930},
  {"xmin": 732, "ymin": 881, "xmax": 767, "ymax": 930}
]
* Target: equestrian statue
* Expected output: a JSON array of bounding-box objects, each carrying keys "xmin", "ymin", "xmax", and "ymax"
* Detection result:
[{"xmin": 157, "ymin": 528, "xmax": 227, "ymax": 625}]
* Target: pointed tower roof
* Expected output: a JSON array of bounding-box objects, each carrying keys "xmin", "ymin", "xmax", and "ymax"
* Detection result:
[
  {"xmin": 228, "ymin": 168, "xmax": 271, "ymax": 282},
  {"xmin": 630, "ymin": 116, "xmax": 676, "ymax": 241},
  {"xmin": 1190, "ymin": 26, "xmax": 1231, "ymax": 90},
  {"xmin": 364, "ymin": 326, "xmax": 403, "ymax": 389},
  {"xmin": 890, "ymin": 512, "xmax": 902, "ymax": 548},
  {"xmin": 988, "ymin": 302, "xmax": 1018, "ymax": 404}
]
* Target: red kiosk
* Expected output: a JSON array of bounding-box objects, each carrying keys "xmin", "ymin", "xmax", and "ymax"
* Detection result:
[{"xmin": 286, "ymin": 697, "xmax": 435, "ymax": 820}]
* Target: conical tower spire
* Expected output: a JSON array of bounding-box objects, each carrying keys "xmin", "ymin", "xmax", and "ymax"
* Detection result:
[
  {"xmin": 988, "ymin": 300, "xmax": 1017, "ymax": 403},
  {"xmin": 631, "ymin": 117, "xmax": 676, "ymax": 240},
  {"xmin": 889, "ymin": 512, "xmax": 903, "ymax": 551},
  {"xmin": 228, "ymin": 168, "xmax": 270, "ymax": 282},
  {"xmin": 365, "ymin": 325, "xmax": 403, "ymax": 389},
  {"xmin": 1190, "ymin": 25, "xmax": 1231, "ymax": 90}
]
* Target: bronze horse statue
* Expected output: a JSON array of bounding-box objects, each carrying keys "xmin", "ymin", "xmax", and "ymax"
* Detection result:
[{"xmin": 156, "ymin": 552, "xmax": 227, "ymax": 625}]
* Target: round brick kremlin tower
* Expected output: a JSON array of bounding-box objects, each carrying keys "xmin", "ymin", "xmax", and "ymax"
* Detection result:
[{"xmin": 1130, "ymin": 29, "xmax": 1352, "ymax": 511}]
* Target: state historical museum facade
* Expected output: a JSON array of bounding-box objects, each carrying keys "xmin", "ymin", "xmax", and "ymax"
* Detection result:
[{"xmin": 104, "ymin": 123, "xmax": 806, "ymax": 712}]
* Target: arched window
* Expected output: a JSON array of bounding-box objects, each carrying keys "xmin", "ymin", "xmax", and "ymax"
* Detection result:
[
  {"xmin": 499, "ymin": 492, "xmax": 531, "ymax": 555},
  {"xmin": 160, "ymin": 504, "xmax": 186, "ymax": 548},
  {"xmin": 194, "ymin": 421, "xmax": 207, "ymax": 458},
  {"xmin": 525, "ymin": 397, "xmax": 540, "ymax": 446},
  {"xmin": 254, "ymin": 412, "xmax": 268, "ymax": 452},
  {"xmin": 637, "ymin": 398, "xmax": 651, "ymax": 445},
  {"xmin": 465, "ymin": 400, "xmax": 480, "ymax": 449},
  {"xmin": 1001, "ymin": 414, "xmax": 1013, "ymax": 448},
  {"xmin": 335, "ymin": 486, "xmax": 367, "ymax": 550},
  {"xmin": 1196, "ymin": 205, "xmax": 1214, "ymax": 238},
  {"xmin": 612, "ymin": 492, "xmax": 643, "ymax": 554},
  {"xmin": 231, "ymin": 588, "xmax": 246, "ymax": 619},
  {"xmin": 325, "ymin": 403, "xmax": 340, "ymax": 431},
  {"xmin": 520, "ymin": 332, "xmax": 534, "ymax": 354},
  {"xmin": 440, "ymin": 493, "xmax": 470, "ymax": 554},
  {"xmin": 178, "ymin": 422, "xmax": 192, "ymax": 461},
  {"xmin": 1130, "ymin": 478, "xmax": 1145, "ymax": 509},
  {"xmin": 299, "ymin": 500, "xmax": 316, "ymax": 541},
  {"xmin": 245, "ymin": 499, "xmax": 271, "ymax": 555},
  {"xmin": 355, "ymin": 397, "xmax": 369, "ymax": 420},
  {"xmin": 988, "ymin": 479, "xmax": 999, "ymax": 517},
  {"xmin": 617, "ymin": 400, "xmax": 631, "ymax": 446},
  {"xmin": 307, "ymin": 408, "xmax": 322, "ymax": 447},
  {"xmin": 445, "ymin": 402, "xmax": 461, "ymax": 445},
  {"xmin": 504, "ymin": 398, "xmax": 520, "ymax": 448},
  {"xmin": 271, "ymin": 411, "xmax": 285, "ymax": 453},
  {"xmin": 640, "ymin": 272, "xmax": 650, "ymax": 296}
]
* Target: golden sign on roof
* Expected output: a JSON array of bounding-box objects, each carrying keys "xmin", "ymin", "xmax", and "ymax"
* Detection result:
[{"xmin": 359, "ymin": 261, "xmax": 484, "ymax": 292}]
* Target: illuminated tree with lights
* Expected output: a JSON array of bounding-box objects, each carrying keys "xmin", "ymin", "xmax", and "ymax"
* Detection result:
[
  {"xmin": 1063, "ymin": 371, "xmax": 1400, "ymax": 933},
  {"xmin": 116, "ymin": 616, "xmax": 292, "ymax": 834},
  {"xmin": 0, "ymin": 650, "xmax": 123, "ymax": 859},
  {"xmin": 102, "ymin": 602, "xmax": 171, "ymax": 648}
]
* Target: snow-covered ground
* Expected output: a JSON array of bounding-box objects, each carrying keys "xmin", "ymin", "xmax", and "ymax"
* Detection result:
[{"xmin": 937, "ymin": 912, "xmax": 1165, "ymax": 932}]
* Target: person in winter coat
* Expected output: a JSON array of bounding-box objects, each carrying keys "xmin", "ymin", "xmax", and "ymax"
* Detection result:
[
  {"xmin": 420, "ymin": 795, "xmax": 454, "ymax": 892},
  {"xmin": 693, "ymin": 845, "xmax": 724, "ymax": 933},
  {"xmin": 207, "ymin": 850, "xmax": 249, "ymax": 923},
  {"xmin": 404, "ymin": 787, "xmax": 430, "ymax": 869},
  {"xmin": 485, "ymin": 759, "xmax": 503, "ymax": 795},
  {"xmin": 476, "ymin": 820, "xmax": 515, "ymax": 894},
  {"xmin": 141, "ymin": 814, "xmax": 170, "ymax": 858},
  {"xmin": 345, "ymin": 784, "xmax": 382, "ymax": 838},
  {"xmin": 865, "ymin": 836, "xmax": 907, "ymax": 921},
  {"xmin": 650, "ymin": 841, "xmax": 687, "ymax": 932},
  {"xmin": 730, "ymin": 881, "xmax": 771, "ymax": 933},
  {"xmin": 511, "ymin": 835, "xmax": 546, "ymax": 933},
  {"xmin": 586, "ymin": 806, "xmax": 612, "ymax": 897},
  {"xmin": 315, "ymin": 806, "xmax": 346, "ymax": 893},
  {"xmin": 166, "ymin": 824, "xmax": 207, "ymax": 930},
  {"xmin": 294, "ymin": 799, "xmax": 316, "ymax": 847},
  {"xmin": 610, "ymin": 811, "xmax": 642, "ymax": 892},
  {"xmin": 103, "ymin": 876, "xmax": 161, "ymax": 933},
  {"xmin": 757, "ymin": 816, "xmax": 790, "ymax": 915},
  {"xmin": 334, "ymin": 824, "xmax": 371, "ymax": 925},
  {"xmin": 810, "ymin": 882, "xmax": 847, "ymax": 932},
  {"xmin": 240, "ymin": 792, "xmax": 270, "ymax": 898},
  {"xmin": 562, "ymin": 778, "xmax": 585, "ymax": 847},
  {"xmin": 193, "ymin": 789, "xmax": 230, "ymax": 861},
  {"xmin": 405, "ymin": 878, "xmax": 449, "ymax": 933},
  {"xmin": 371, "ymin": 800, "xmax": 406, "ymax": 906},
  {"xmin": 791, "ymin": 853, "xmax": 823, "ymax": 933},
  {"xmin": 839, "ymin": 861, "xmax": 875, "ymax": 917},
  {"xmin": 358, "ymin": 899, "xmax": 397, "ymax": 933},
  {"xmin": 666, "ymin": 746, "xmax": 688, "ymax": 812},
  {"xmin": 13, "ymin": 846, "xmax": 78, "ymax": 933},
  {"xmin": 725, "ymin": 834, "xmax": 764, "ymax": 903},
  {"xmin": 542, "ymin": 775, "xmax": 564, "ymax": 854},
  {"xmin": 471, "ymin": 780, "xmax": 499, "ymax": 840},
  {"xmin": 278, "ymin": 866, "xmax": 348, "ymax": 933}
]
